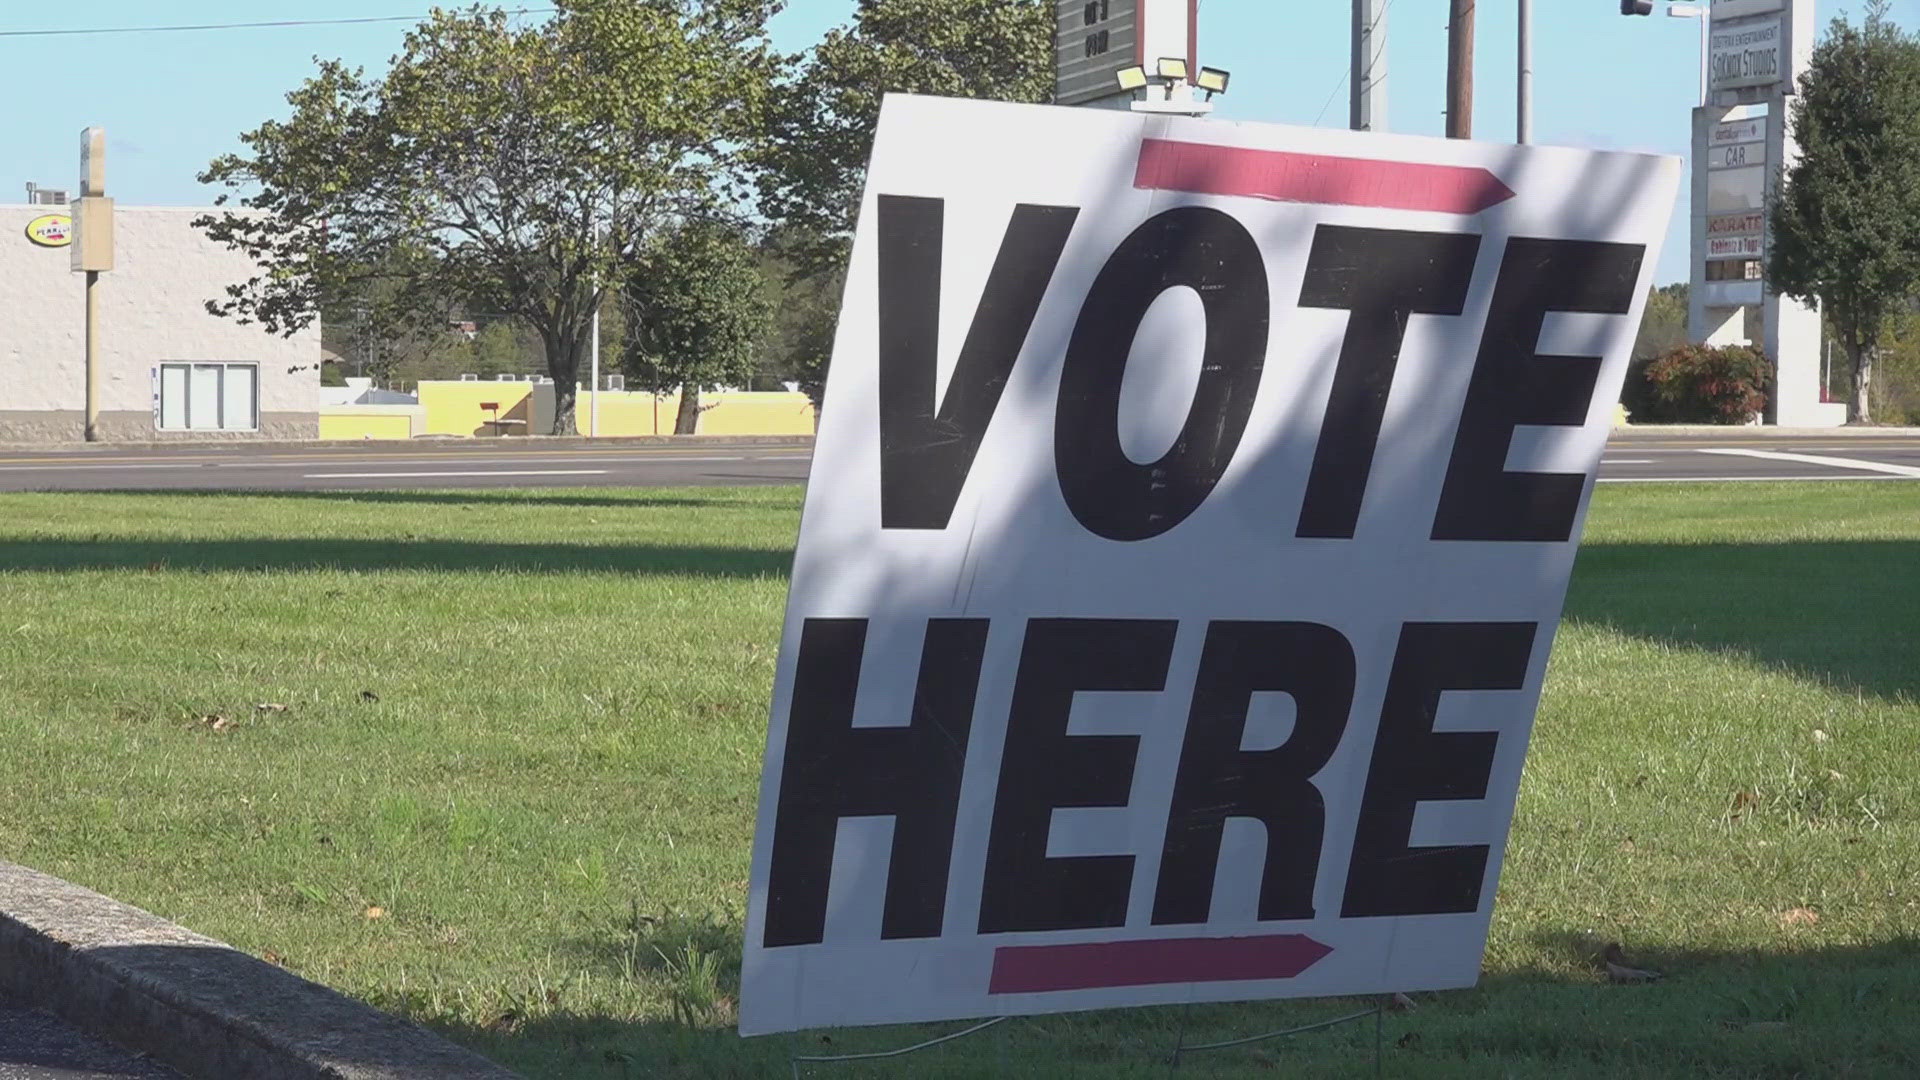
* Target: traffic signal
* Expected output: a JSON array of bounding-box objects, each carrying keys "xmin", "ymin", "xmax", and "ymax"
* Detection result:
[{"xmin": 1621, "ymin": 0, "xmax": 1653, "ymax": 13}]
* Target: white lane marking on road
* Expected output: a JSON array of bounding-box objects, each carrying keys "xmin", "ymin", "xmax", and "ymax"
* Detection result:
[
  {"xmin": 302, "ymin": 469, "xmax": 612, "ymax": 479},
  {"xmin": 1599, "ymin": 474, "xmax": 1914, "ymax": 484},
  {"xmin": 1697, "ymin": 447, "xmax": 1920, "ymax": 477},
  {"xmin": 1601, "ymin": 458, "xmax": 1655, "ymax": 464}
]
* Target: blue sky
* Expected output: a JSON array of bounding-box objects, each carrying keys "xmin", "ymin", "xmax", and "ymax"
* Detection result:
[{"xmin": 2, "ymin": 1, "xmax": 1913, "ymax": 284}]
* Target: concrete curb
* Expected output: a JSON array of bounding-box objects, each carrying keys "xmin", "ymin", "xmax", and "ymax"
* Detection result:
[
  {"xmin": 0, "ymin": 861, "xmax": 522, "ymax": 1080},
  {"xmin": 0, "ymin": 434, "xmax": 815, "ymax": 453}
]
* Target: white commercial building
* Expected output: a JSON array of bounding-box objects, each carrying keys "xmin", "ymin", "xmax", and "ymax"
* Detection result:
[
  {"xmin": 0, "ymin": 204, "xmax": 319, "ymax": 442},
  {"xmin": 1688, "ymin": 0, "xmax": 1842, "ymax": 425}
]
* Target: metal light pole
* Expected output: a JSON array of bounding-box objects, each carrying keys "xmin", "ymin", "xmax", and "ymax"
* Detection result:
[
  {"xmin": 1517, "ymin": 0, "xmax": 1532, "ymax": 143},
  {"xmin": 590, "ymin": 292, "xmax": 600, "ymax": 438},
  {"xmin": 1668, "ymin": 3, "xmax": 1708, "ymax": 106},
  {"xmin": 1351, "ymin": 0, "xmax": 1388, "ymax": 132},
  {"xmin": 588, "ymin": 220, "xmax": 603, "ymax": 438}
]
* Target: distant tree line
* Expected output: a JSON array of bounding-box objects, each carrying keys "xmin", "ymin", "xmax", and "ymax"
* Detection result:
[{"xmin": 199, "ymin": 0, "xmax": 1051, "ymax": 433}]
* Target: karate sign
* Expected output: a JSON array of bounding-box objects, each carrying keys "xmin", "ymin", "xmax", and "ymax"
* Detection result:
[{"xmin": 742, "ymin": 95, "xmax": 1678, "ymax": 1035}]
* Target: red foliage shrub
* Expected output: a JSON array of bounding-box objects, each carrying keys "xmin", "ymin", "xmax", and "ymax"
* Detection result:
[{"xmin": 1642, "ymin": 344, "xmax": 1771, "ymax": 424}]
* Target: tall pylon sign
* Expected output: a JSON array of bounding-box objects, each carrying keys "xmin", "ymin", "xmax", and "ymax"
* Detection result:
[
  {"xmin": 1055, "ymin": 0, "xmax": 1142, "ymax": 107},
  {"xmin": 1054, "ymin": 1, "xmax": 1207, "ymax": 114},
  {"xmin": 1692, "ymin": 0, "xmax": 1841, "ymax": 425}
]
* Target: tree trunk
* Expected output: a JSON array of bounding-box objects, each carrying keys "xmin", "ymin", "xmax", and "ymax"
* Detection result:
[
  {"xmin": 1847, "ymin": 336, "xmax": 1873, "ymax": 425},
  {"xmin": 552, "ymin": 380, "xmax": 578, "ymax": 436},
  {"xmin": 542, "ymin": 326, "xmax": 585, "ymax": 435},
  {"xmin": 674, "ymin": 384, "xmax": 701, "ymax": 434}
]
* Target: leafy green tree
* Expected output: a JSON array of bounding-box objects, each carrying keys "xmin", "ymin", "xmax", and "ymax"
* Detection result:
[
  {"xmin": 752, "ymin": 0, "xmax": 1050, "ymax": 406},
  {"xmin": 1633, "ymin": 283, "xmax": 1690, "ymax": 362},
  {"xmin": 759, "ymin": 0, "xmax": 1053, "ymax": 269},
  {"xmin": 755, "ymin": 235, "xmax": 841, "ymax": 407},
  {"xmin": 386, "ymin": 318, "xmax": 542, "ymax": 386},
  {"xmin": 315, "ymin": 252, "xmax": 510, "ymax": 387},
  {"xmin": 1864, "ymin": 302, "xmax": 1920, "ymax": 423},
  {"xmin": 197, "ymin": 0, "xmax": 779, "ymax": 433},
  {"xmin": 619, "ymin": 218, "xmax": 774, "ymax": 433},
  {"xmin": 1622, "ymin": 283, "xmax": 1691, "ymax": 423},
  {"xmin": 1769, "ymin": 1, "xmax": 1920, "ymax": 424}
]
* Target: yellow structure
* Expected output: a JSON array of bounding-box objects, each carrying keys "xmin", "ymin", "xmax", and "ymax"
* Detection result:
[
  {"xmin": 318, "ymin": 405, "xmax": 425, "ymax": 440},
  {"xmin": 694, "ymin": 392, "xmax": 819, "ymax": 436},
  {"xmin": 334, "ymin": 379, "xmax": 1619, "ymax": 438},
  {"xmin": 320, "ymin": 381, "xmax": 817, "ymax": 440},
  {"xmin": 534, "ymin": 389, "xmax": 817, "ymax": 436},
  {"xmin": 417, "ymin": 381, "xmax": 535, "ymax": 436}
]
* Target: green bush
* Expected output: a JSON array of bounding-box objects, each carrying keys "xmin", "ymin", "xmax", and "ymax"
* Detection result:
[{"xmin": 1642, "ymin": 343, "xmax": 1770, "ymax": 424}]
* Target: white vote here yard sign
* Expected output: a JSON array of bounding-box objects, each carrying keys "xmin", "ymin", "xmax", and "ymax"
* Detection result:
[{"xmin": 742, "ymin": 95, "xmax": 1678, "ymax": 1036}]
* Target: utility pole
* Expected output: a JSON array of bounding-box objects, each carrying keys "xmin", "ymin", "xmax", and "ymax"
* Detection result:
[
  {"xmin": 1351, "ymin": 0, "xmax": 1388, "ymax": 132},
  {"xmin": 1447, "ymin": 0, "xmax": 1475, "ymax": 139},
  {"xmin": 1517, "ymin": 0, "xmax": 1532, "ymax": 143}
]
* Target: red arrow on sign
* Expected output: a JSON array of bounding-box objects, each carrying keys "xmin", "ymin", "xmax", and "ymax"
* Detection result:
[
  {"xmin": 988, "ymin": 933, "xmax": 1334, "ymax": 994},
  {"xmin": 1135, "ymin": 138, "xmax": 1517, "ymax": 215}
]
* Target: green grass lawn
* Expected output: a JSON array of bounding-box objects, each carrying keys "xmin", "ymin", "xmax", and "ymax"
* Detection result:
[{"xmin": 0, "ymin": 483, "xmax": 1915, "ymax": 1078}]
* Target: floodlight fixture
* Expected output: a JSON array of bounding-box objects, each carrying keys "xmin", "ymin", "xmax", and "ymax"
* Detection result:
[
  {"xmin": 1195, "ymin": 66, "xmax": 1230, "ymax": 99},
  {"xmin": 1115, "ymin": 64, "xmax": 1149, "ymax": 92},
  {"xmin": 1155, "ymin": 56, "xmax": 1189, "ymax": 82}
]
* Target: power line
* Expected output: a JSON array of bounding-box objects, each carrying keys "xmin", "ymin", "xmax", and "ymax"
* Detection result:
[{"xmin": 0, "ymin": 9, "xmax": 555, "ymax": 39}]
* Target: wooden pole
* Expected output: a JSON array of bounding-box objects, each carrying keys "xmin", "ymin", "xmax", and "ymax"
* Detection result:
[{"xmin": 1447, "ymin": 0, "xmax": 1474, "ymax": 139}]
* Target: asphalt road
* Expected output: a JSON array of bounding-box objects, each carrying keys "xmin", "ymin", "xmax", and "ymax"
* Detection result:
[
  {"xmin": 1597, "ymin": 430, "xmax": 1920, "ymax": 484},
  {"xmin": 0, "ymin": 439, "xmax": 814, "ymax": 492},
  {"xmin": 0, "ymin": 432, "xmax": 1915, "ymax": 492}
]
